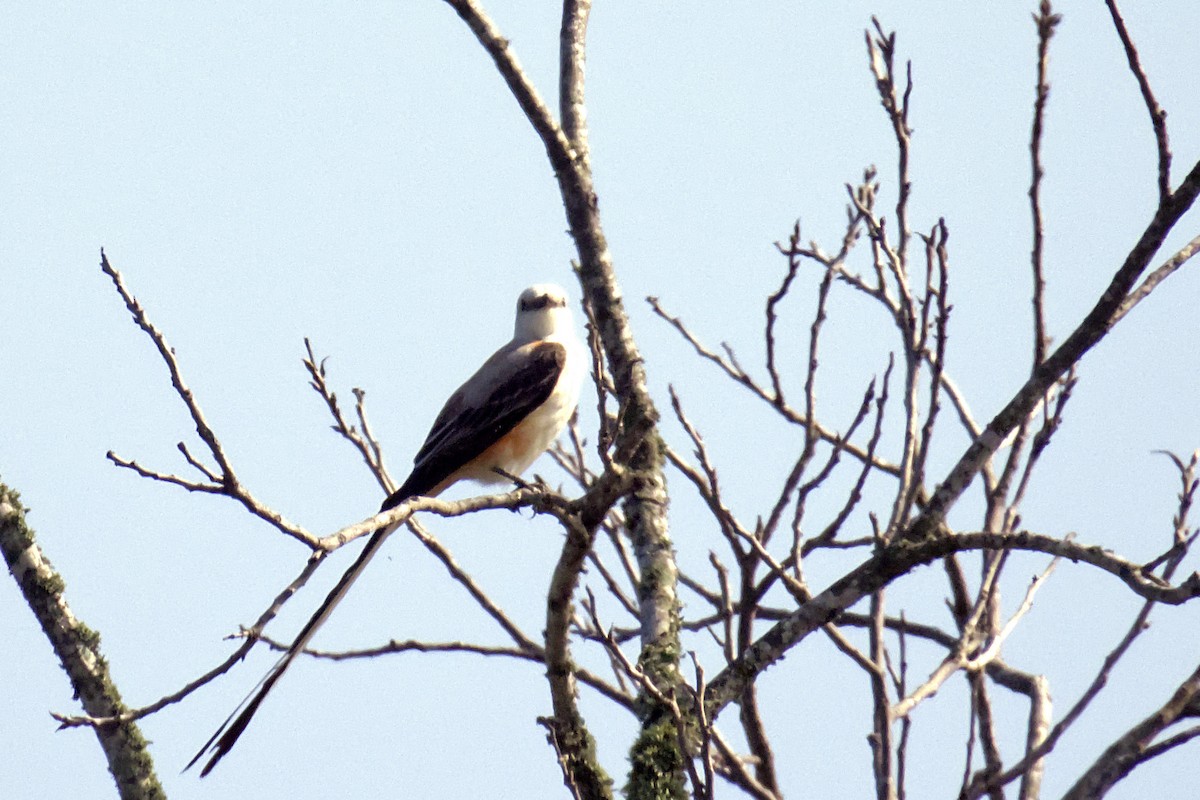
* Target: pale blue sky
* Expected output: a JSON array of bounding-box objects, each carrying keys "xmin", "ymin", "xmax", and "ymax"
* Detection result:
[{"xmin": 3, "ymin": 3, "xmax": 1199, "ymax": 798}]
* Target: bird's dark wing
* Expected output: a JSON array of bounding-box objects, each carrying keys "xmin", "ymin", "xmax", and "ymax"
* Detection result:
[{"xmin": 382, "ymin": 341, "xmax": 566, "ymax": 508}]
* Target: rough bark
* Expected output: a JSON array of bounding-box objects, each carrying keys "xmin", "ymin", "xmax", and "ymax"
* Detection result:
[{"xmin": 1, "ymin": 481, "xmax": 165, "ymax": 800}]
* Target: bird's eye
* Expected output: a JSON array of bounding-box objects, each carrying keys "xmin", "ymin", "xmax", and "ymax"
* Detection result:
[{"xmin": 522, "ymin": 294, "xmax": 556, "ymax": 311}]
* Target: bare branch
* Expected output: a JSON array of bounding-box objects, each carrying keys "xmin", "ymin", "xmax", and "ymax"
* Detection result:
[
  {"xmin": 101, "ymin": 251, "xmax": 234, "ymax": 484},
  {"xmin": 1004, "ymin": 368, "xmax": 1078, "ymax": 528},
  {"xmin": 540, "ymin": 716, "xmax": 587, "ymax": 800},
  {"xmin": 802, "ymin": 367, "xmax": 889, "ymax": 554},
  {"xmin": 890, "ymin": 556, "xmax": 1002, "ymax": 721},
  {"xmin": 352, "ymin": 388, "xmax": 390, "ymax": 487},
  {"xmin": 316, "ymin": 486, "xmax": 558, "ymax": 552},
  {"xmin": 1143, "ymin": 449, "xmax": 1198, "ymax": 573},
  {"xmin": 178, "ymin": 441, "xmax": 221, "ymax": 483},
  {"xmin": 102, "ymin": 251, "xmax": 316, "ymax": 547},
  {"xmin": 665, "ymin": 389, "xmax": 753, "ymax": 556},
  {"xmin": 1029, "ymin": 1, "xmax": 1060, "ymax": 368},
  {"xmin": 406, "ymin": 516, "xmax": 538, "ymax": 652},
  {"xmin": 257, "ymin": 633, "xmax": 529, "ymax": 660},
  {"xmin": 710, "ymin": 727, "xmax": 781, "ymax": 800},
  {"xmin": 54, "ymin": 549, "xmax": 328, "ymax": 729},
  {"xmin": 443, "ymin": 0, "xmax": 575, "ymax": 174},
  {"xmin": 966, "ymin": 485, "xmax": 1196, "ymax": 798},
  {"xmin": 1133, "ymin": 724, "xmax": 1200, "ymax": 766},
  {"xmin": 708, "ymin": 527, "xmax": 1200, "ymax": 717},
  {"xmin": 866, "ymin": 19, "xmax": 914, "ymax": 280},
  {"xmin": 585, "ymin": 547, "xmax": 640, "ymax": 620},
  {"xmin": 559, "ymin": 0, "xmax": 591, "ymax": 162},
  {"xmin": 248, "ymin": 629, "xmax": 634, "ymax": 712},
  {"xmin": 1112, "ymin": 231, "xmax": 1200, "ymax": 326},
  {"xmin": 764, "ymin": 222, "xmax": 805, "ymax": 407},
  {"xmin": 650, "ymin": 295, "xmax": 901, "ymax": 478},
  {"xmin": 1061, "ymin": 660, "xmax": 1200, "ymax": 799},
  {"xmin": 965, "ymin": 553, "xmax": 1060, "ymax": 670},
  {"xmin": 985, "ymin": 665, "xmax": 1053, "ymax": 800},
  {"xmin": 910, "ymin": 221, "xmax": 950, "ymax": 511},
  {"xmin": 1103, "ymin": 0, "xmax": 1172, "ymax": 203},
  {"xmin": 761, "ymin": 265, "xmax": 833, "ymax": 546},
  {"xmin": 302, "ymin": 338, "xmax": 394, "ymax": 494},
  {"xmin": 3, "ymin": 484, "xmax": 165, "ymax": 797},
  {"xmin": 867, "ymin": 587, "xmax": 895, "ymax": 800},
  {"xmin": 578, "ymin": 288, "xmax": 616, "ymax": 470},
  {"xmin": 910, "ymin": 156, "xmax": 1200, "ymax": 541},
  {"xmin": 687, "ymin": 657, "xmax": 718, "ymax": 800},
  {"xmin": 106, "ymin": 451, "xmax": 223, "ymax": 495}
]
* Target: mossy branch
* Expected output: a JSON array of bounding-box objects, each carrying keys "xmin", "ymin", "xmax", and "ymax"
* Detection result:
[{"xmin": 0, "ymin": 481, "xmax": 165, "ymax": 800}]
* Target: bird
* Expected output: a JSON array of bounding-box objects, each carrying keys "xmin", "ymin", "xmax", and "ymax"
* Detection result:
[{"xmin": 187, "ymin": 283, "xmax": 587, "ymax": 776}]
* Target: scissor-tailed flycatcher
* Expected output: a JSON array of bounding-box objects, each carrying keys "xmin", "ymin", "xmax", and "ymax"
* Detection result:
[{"xmin": 188, "ymin": 284, "xmax": 586, "ymax": 776}]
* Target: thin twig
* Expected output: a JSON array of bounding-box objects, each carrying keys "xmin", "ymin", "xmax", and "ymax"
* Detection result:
[
  {"xmin": 649, "ymin": 295, "xmax": 901, "ymax": 478},
  {"xmin": 908, "ymin": 157, "xmax": 1200, "ymax": 541},
  {"xmin": 1029, "ymin": 1, "xmax": 1060, "ymax": 368},
  {"xmin": 302, "ymin": 338, "xmax": 394, "ymax": 494},
  {"xmin": 707, "ymin": 525, "xmax": 1200, "ymax": 717},
  {"xmin": 53, "ymin": 550, "xmax": 328, "ymax": 729},
  {"xmin": 710, "ymin": 728, "xmax": 780, "ymax": 800},
  {"xmin": 1103, "ymin": 0, "xmax": 1172, "ymax": 203},
  {"xmin": 966, "ymin": 493, "xmax": 1196, "ymax": 798},
  {"xmin": 1112, "ymin": 232, "xmax": 1200, "ymax": 326},
  {"xmin": 1060, "ymin": 660, "xmax": 1200, "ymax": 800},
  {"xmin": 406, "ymin": 516, "xmax": 538, "ymax": 652},
  {"xmin": 764, "ymin": 222, "xmax": 805, "ymax": 407},
  {"xmin": 761, "ymin": 266, "xmax": 833, "ymax": 546},
  {"xmin": 102, "ymin": 252, "xmax": 235, "ymax": 484},
  {"xmin": 102, "ymin": 251, "xmax": 316, "ymax": 547}
]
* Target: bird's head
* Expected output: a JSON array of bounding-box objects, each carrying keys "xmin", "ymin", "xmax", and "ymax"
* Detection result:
[{"xmin": 515, "ymin": 284, "xmax": 574, "ymax": 341}]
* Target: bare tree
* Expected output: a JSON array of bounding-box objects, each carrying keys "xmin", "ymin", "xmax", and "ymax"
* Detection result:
[{"xmin": 6, "ymin": 2, "xmax": 1200, "ymax": 799}]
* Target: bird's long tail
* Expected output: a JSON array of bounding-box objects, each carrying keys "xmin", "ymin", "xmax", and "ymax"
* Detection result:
[{"xmin": 187, "ymin": 511, "xmax": 405, "ymax": 776}]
